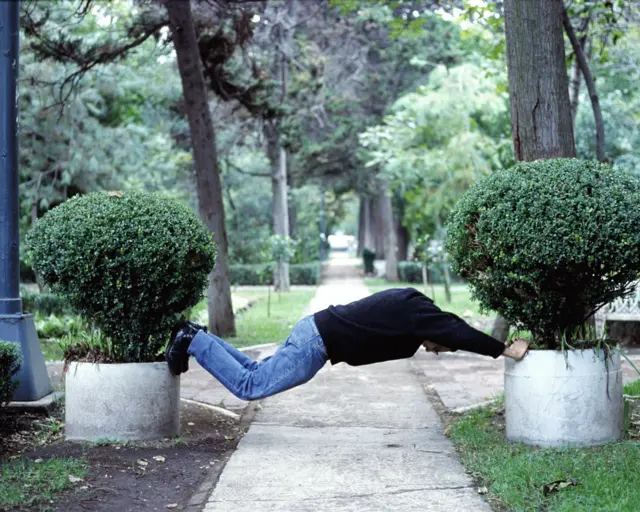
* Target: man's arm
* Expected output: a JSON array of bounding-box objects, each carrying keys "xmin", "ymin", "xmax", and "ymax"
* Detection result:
[{"xmin": 422, "ymin": 338, "xmax": 529, "ymax": 360}]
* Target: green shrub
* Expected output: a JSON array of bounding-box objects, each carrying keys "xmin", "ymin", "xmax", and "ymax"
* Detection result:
[
  {"xmin": 21, "ymin": 289, "xmax": 71, "ymax": 316},
  {"xmin": 397, "ymin": 261, "xmax": 423, "ymax": 283},
  {"xmin": 34, "ymin": 313, "xmax": 87, "ymax": 340},
  {"xmin": 362, "ymin": 248, "xmax": 376, "ymax": 274},
  {"xmin": 230, "ymin": 263, "xmax": 274, "ymax": 286},
  {"xmin": 446, "ymin": 158, "xmax": 640, "ymax": 348},
  {"xmin": 0, "ymin": 341, "xmax": 22, "ymax": 405},
  {"xmin": 26, "ymin": 191, "xmax": 216, "ymax": 362},
  {"xmin": 230, "ymin": 262, "xmax": 322, "ymax": 286},
  {"xmin": 289, "ymin": 262, "xmax": 322, "ymax": 285},
  {"xmin": 396, "ymin": 261, "xmax": 461, "ymax": 284}
]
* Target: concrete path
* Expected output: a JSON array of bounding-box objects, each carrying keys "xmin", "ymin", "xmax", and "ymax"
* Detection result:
[{"xmin": 202, "ymin": 276, "xmax": 490, "ymax": 512}]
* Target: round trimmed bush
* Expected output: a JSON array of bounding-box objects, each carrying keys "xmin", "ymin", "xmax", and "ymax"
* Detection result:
[
  {"xmin": 26, "ymin": 191, "xmax": 216, "ymax": 362},
  {"xmin": 446, "ymin": 158, "xmax": 640, "ymax": 348},
  {"xmin": 0, "ymin": 341, "xmax": 22, "ymax": 406}
]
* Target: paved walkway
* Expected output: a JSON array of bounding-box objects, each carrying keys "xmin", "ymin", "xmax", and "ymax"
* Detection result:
[
  {"xmin": 413, "ymin": 347, "xmax": 640, "ymax": 412},
  {"xmin": 201, "ymin": 276, "xmax": 490, "ymax": 512}
]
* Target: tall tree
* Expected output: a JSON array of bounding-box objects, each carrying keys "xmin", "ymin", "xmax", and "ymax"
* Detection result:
[
  {"xmin": 165, "ymin": 0, "xmax": 235, "ymax": 336},
  {"xmin": 260, "ymin": 0, "xmax": 297, "ymax": 291},
  {"xmin": 496, "ymin": 0, "xmax": 577, "ymax": 341}
]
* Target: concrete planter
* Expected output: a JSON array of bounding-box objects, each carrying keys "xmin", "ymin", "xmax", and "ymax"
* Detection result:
[
  {"xmin": 504, "ymin": 349, "xmax": 623, "ymax": 447},
  {"xmin": 65, "ymin": 361, "xmax": 180, "ymax": 442}
]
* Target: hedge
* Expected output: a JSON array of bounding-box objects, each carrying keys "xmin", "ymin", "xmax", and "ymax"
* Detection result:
[
  {"xmin": 21, "ymin": 289, "xmax": 71, "ymax": 316},
  {"xmin": 0, "ymin": 341, "xmax": 22, "ymax": 406},
  {"xmin": 397, "ymin": 261, "xmax": 461, "ymax": 285},
  {"xmin": 230, "ymin": 261, "xmax": 322, "ymax": 286}
]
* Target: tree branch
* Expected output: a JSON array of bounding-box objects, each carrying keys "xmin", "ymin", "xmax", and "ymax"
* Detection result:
[{"xmin": 563, "ymin": 8, "xmax": 607, "ymax": 163}]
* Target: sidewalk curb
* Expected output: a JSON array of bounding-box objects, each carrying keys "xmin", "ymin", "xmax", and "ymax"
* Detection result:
[{"xmin": 183, "ymin": 400, "xmax": 262, "ymax": 511}]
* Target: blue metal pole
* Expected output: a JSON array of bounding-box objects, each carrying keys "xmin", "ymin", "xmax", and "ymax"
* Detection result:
[
  {"xmin": 0, "ymin": 0, "xmax": 52, "ymax": 402},
  {"xmin": 0, "ymin": 0, "xmax": 21, "ymax": 315}
]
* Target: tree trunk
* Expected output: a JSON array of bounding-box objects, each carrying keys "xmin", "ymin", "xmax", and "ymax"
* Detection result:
[
  {"xmin": 379, "ymin": 181, "xmax": 398, "ymax": 282},
  {"xmin": 265, "ymin": 0, "xmax": 296, "ymax": 291},
  {"xmin": 288, "ymin": 189, "xmax": 297, "ymax": 240},
  {"xmin": 363, "ymin": 197, "xmax": 375, "ymax": 253},
  {"xmin": 357, "ymin": 197, "xmax": 365, "ymax": 257},
  {"xmin": 491, "ymin": 316, "xmax": 510, "ymax": 343},
  {"xmin": 442, "ymin": 262, "xmax": 452, "ymax": 304},
  {"xmin": 166, "ymin": 0, "xmax": 235, "ymax": 336},
  {"xmin": 569, "ymin": 57, "xmax": 581, "ymax": 122},
  {"xmin": 394, "ymin": 217, "xmax": 409, "ymax": 262},
  {"xmin": 500, "ymin": 0, "xmax": 577, "ymax": 343},
  {"xmin": 563, "ymin": 10, "xmax": 606, "ymax": 162},
  {"xmin": 264, "ymin": 122, "xmax": 290, "ymax": 290},
  {"xmin": 374, "ymin": 194, "xmax": 385, "ymax": 259},
  {"xmin": 568, "ymin": 15, "xmax": 590, "ymax": 124},
  {"xmin": 503, "ymin": 0, "xmax": 576, "ymax": 161}
]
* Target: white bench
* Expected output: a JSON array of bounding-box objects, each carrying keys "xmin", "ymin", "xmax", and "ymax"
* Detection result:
[{"xmin": 596, "ymin": 282, "xmax": 640, "ymax": 337}]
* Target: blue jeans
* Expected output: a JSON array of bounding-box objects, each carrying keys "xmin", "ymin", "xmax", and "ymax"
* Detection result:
[{"xmin": 187, "ymin": 315, "xmax": 328, "ymax": 401}]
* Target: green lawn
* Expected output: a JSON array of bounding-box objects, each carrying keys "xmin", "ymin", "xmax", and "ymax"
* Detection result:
[
  {"xmin": 448, "ymin": 404, "xmax": 640, "ymax": 511},
  {"xmin": 0, "ymin": 457, "xmax": 88, "ymax": 509},
  {"xmin": 365, "ymin": 279, "xmax": 484, "ymax": 318},
  {"xmin": 191, "ymin": 289, "xmax": 317, "ymax": 347},
  {"xmin": 625, "ymin": 379, "xmax": 640, "ymax": 396}
]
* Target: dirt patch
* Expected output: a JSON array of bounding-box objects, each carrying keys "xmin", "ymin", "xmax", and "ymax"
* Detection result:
[{"xmin": 1, "ymin": 402, "xmax": 248, "ymax": 512}]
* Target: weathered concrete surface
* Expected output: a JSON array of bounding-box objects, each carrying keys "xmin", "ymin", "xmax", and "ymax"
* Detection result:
[
  {"xmin": 65, "ymin": 361, "xmax": 180, "ymax": 441},
  {"xmin": 204, "ymin": 272, "xmax": 490, "ymax": 512}
]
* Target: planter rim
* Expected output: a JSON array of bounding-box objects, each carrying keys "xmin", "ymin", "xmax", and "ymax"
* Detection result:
[
  {"xmin": 521, "ymin": 346, "xmax": 619, "ymax": 355},
  {"xmin": 65, "ymin": 360, "xmax": 168, "ymax": 366},
  {"xmin": 64, "ymin": 361, "xmax": 171, "ymax": 371}
]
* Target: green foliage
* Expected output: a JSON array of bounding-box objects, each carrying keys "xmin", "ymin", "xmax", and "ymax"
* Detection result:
[
  {"xmin": 269, "ymin": 235, "xmax": 298, "ymax": 263},
  {"xmin": 449, "ymin": 405, "xmax": 640, "ymax": 512},
  {"xmin": 397, "ymin": 261, "xmax": 422, "ymax": 284},
  {"xmin": 26, "ymin": 191, "xmax": 216, "ymax": 362},
  {"xmin": 230, "ymin": 262, "xmax": 322, "ymax": 286},
  {"xmin": 230, "ymin": 263, "xmax": 275, "ymax": 286},
  {"xmin": 396, "ymin": 260, "xmax": 458, "ymax": 285},
  {"xmin": 446, "ymin": 158, "xmax": 640, "ymax": 348},
  {"xmin": 0, "ymin": 341, "xmax": 23, "ymax": 406},
  {"xmin": 226, "ymin": 290, "xmax": 317, "ymax": 347},
  {"xmin": 34, "ymin": 313, "xmax": 86, "ymax": 340},
  {"xmin": 362, "ymin": 248, "xmax": 376, "ymax": 274},
  {"xmin": 360, "ymin": 63, "xmax": 512, "ymax": 239},
  {"xmin": 21, "ymin": 289, "xmax": 71, "ymax": 317},
  {"xmin": 289, "ymin": 262, "xmax": 322, "ymax": 285},
  {"xmin": 0, "ymin": 457, "xmax": 88, "ymax": 509},
  {"xmin": 625, "ymin": 379, "xmax": 640, "ymax": 396}
]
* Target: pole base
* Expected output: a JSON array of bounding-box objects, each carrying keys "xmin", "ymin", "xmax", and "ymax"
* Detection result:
[{"xmin": 0, "ymin": 313, "xmax": 52, "ymax": 401}]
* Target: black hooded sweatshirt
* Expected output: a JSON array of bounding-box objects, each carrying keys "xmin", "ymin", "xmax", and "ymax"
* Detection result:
[{"xmin": 313, "ymin": 287, "xmax": 505, "ymax": 366}]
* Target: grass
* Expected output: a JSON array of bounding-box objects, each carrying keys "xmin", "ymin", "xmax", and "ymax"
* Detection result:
[
  {"xmin": 448, "ymin": 405, "xmax": 640, "ymax": 511},
  {"xmin": 625, "ymin": 378, "xmax": 640, "ymax": 396},
  {"xmin": 191, "ymin": 288, "xmax": 317, "ymax": 347},
  {"xmin": 365, "ymin": 279, "xmax": 484, "ymax": 318},
  {"xmin": 40, "ymin": 341, "xmax": 64, "ymax": 361},
  {"xmin": 0, "ymin": 457, "xmax": 88, "ymax": 509}
]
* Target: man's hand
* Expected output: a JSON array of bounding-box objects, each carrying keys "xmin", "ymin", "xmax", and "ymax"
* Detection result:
[
  {"xmin": 502, "ymin": 339, "xmax": 530, "ymax": 361},
  {"xmin": 422, "ymin": 341, "xmax": 453, "ymax": 354}
]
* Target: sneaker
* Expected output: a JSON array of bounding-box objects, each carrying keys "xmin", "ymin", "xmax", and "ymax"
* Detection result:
[{"xmin": 166, "ymin": 321, "xmax": 201, "ymax": 375}]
